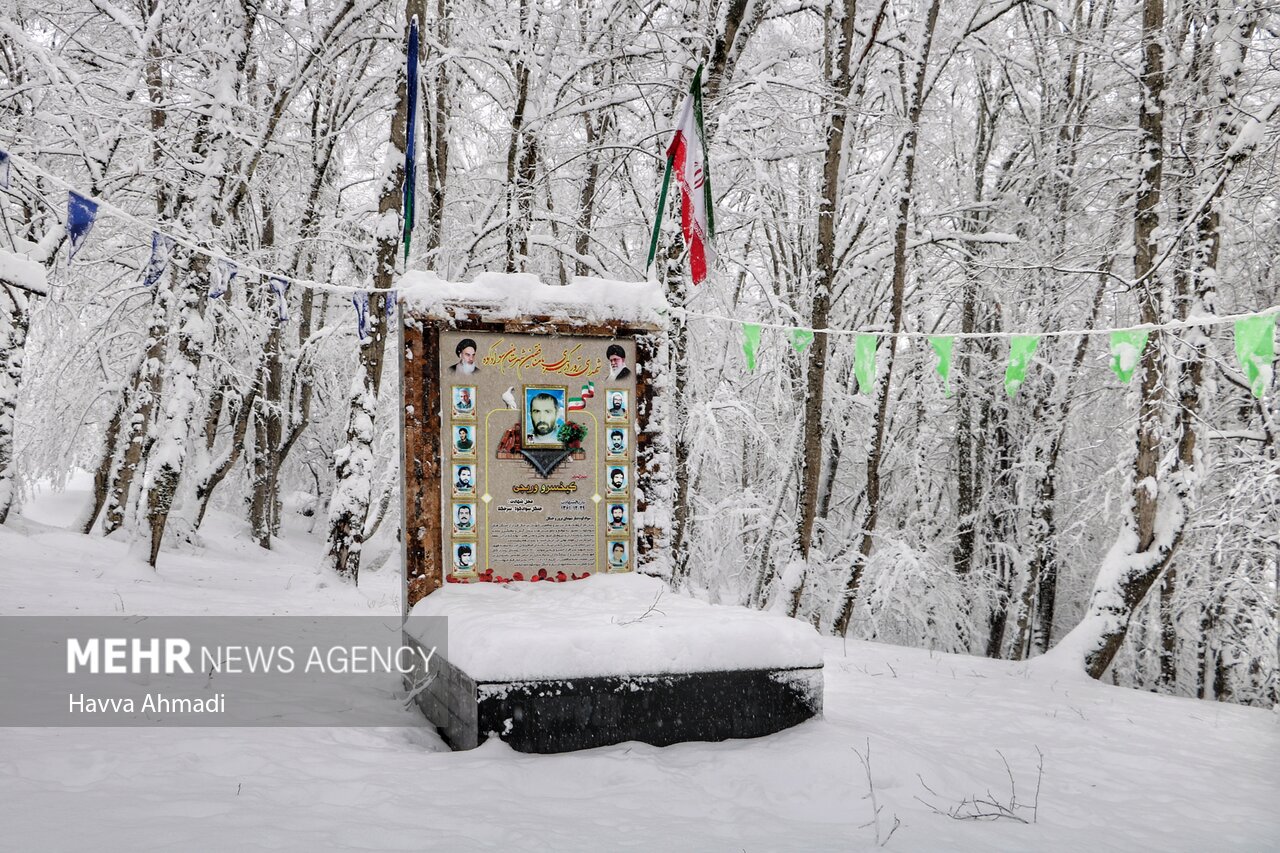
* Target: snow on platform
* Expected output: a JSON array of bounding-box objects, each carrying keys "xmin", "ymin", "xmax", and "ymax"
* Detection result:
[
  {"xmin": 397, "ymin": 270, "xmax": 666, "ymax": 327},
  {"xmin": 406, "ymin": 573, "xmax": 823, "ymax": 682}
]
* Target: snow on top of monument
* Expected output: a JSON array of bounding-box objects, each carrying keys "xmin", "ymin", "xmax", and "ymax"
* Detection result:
[
  {"xmin": 0, "ymin": 248, "xmax": 48, "ymax": 296},
  {"xmin": 398, "ymin": 270, "xmax": 666, "ymax": 326},
  {"xmin": 406, "ymin": 573, "xmax": 822, "ymax": 681}
]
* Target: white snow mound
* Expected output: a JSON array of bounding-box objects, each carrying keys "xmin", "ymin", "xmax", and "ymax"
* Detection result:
[{"xmin": 407, "ymin": 573, "xmax": 823, "ymax": 681}]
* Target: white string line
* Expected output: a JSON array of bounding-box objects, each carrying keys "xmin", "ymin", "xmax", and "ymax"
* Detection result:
[
  {"xmin": 9, "ymin": 151, "xmax": 1280, "ymax": 338},
  {"xmin": 6, "ymin": 151, "xmax": 373, "ymax": 296},
  {"xmin": 673, "ymin": 304, "xmax": 1280, "ymax": 340}
]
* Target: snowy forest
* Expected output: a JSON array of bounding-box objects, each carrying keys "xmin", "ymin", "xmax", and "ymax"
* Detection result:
[{"xmin": 1, "ymin": 0, "xmax": 1276, "ymax": 709}]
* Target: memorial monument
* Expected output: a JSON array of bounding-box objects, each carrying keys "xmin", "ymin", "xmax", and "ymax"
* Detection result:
[{"xmin": 398, "ymin": 272, "xmax": 823, "ymax": 753}]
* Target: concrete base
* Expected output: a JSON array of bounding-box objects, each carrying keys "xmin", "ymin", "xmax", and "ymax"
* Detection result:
[{"xmin": 405, "ymin": 635, "xmax": 822, "ymax": 753}]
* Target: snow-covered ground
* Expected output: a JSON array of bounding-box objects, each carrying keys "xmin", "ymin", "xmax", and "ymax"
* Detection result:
[{"xmin": 1, "ymin": 481, "xmax": 1275, "ymax": 852}]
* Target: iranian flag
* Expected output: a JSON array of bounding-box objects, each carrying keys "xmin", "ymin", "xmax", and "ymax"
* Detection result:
[
  {"xmin": 647, "ymin": 65, "xmax": 715, "ymax": 284},
  {"xmin": 567, "ymin": 381, "xmax": 595, "ymax": 411}
]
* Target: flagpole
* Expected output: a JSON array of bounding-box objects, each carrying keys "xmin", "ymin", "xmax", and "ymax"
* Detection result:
[
  {"xmin": 403, "ymin": 16, "xmax": 420, "ymax": 265},
  {"xmin": 691, "ymin": 65, "xmax": 713, "ymax": 243},
  {"xmin": 645, "ymin": 157, "xmax": 674, "ymax": 277}
]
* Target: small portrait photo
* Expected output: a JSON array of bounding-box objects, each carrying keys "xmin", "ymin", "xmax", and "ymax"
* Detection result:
[
  {"xmin": 605, "ymin": 427, "xmax": 628, "ymax": 460},
  {"xmin": 452, "ymin": 425, "xmax": 476, "ymax": 459},
  {"xmin": 606, "ymin": 465, "xmax": 628, "ymax": 497},
  {"xmin": 523, "ymin": 386, "xmax": 567, "ymax": 448},
  {"xmin": 452, "ymin": 463, "xmax": 475, "ymax": 497},
  {"xmin": 453, "ymin": 542, "xmax": 477, "ymax": 574},
  {"xmin": 605, "ymin": 389, "xmax": 629, "ymax": 424},
  {"xmin": 452, "ymin": 502, "xmax": 477, "ymax": 537},
  {"xmin": 452, "ymin": 385, "xmax": 476, "ymax": 419},
  {"xmin": 606, "ymin": 343, "xmax": 631, "ymax": 381},
  {"xmin": 448, "ymin": 337, "xmax": 480, "ymax": 375},
  {"xmin": 606, "ymin": 502, "xmax": 629, "ymax": 535},
  {"xmin": 607, "ymin": 539, "xmax": 630, "ymax": 573}
]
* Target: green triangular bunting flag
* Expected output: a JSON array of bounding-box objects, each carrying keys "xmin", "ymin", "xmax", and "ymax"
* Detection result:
[
  {"xmin": 1234, "ymin": 314, "xmax": 1275, "ymax": 398},
  {"xmin": 855, "ymin": 334, "xmax": 877, "ymax": 395},
  {"xmin": 929, "ymin": 336, "xmax": 954, "ymax": 397},
  {"xmin": 1005, "ymin": 335, "xmax": 1040, "ymax": 396},
  {"xmin": 1109, "ymin": 330, "xmax": 1149, "ymax": 383},
  {"xmin": 790, "ymin": 329, "xmax": 814, "ymax": 353},
  {"xmin": 742, "ymin": 323, "xmax": 762, "ymax": 372}
]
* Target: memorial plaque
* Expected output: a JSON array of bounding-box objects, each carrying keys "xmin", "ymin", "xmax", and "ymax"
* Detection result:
[
  {"xmin": 436, "ymin": 330, "xmax": 637, "ymax": 583},
  {"xmin": 399, "ymin": 276, "xmax": 666, "ymax": 608}
]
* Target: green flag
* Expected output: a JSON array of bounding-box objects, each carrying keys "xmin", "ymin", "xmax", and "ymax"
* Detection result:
[
  {"xmin": 1005, "ymin": 335, "xmax": 1040, "ymax": 396},
  {"xmin": 742, "ymin": 322, "xmax": 762, "ymax": 372},
  {"xmin": 1109, "ymin": 330, "xmax": 1149, "ymax": 383},
  {"xmin": 1234, "ymin": 314, "xmax": 1276, "ymax": 398},
  {"xmin": 929, "ymin": 336, "xmax": 954, "ymax": 397},
  {"xmin": 855, "ymin": 334, "xmax": 877, "ymax": 395},
  {"xmin": 790, "ymin": 329, "xmax": 815, "ymax": 354}
]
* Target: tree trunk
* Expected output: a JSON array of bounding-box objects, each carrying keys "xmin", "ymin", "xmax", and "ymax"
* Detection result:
[
  {"xmin": 325, "ymin": 0, "xmax": 426, "ymax": 582},
  {"xmin": 834, "ymin": 0, "xmax": 940, "ymax": 636},
  {"xmin": 192, "ymin": 388, "xmax": 256, "ymax": 529},
  {"xmin": 666, "ymin": 0, "xmax": 763, "ymax": 589},
  {"xmin": 143, "ymin": 252, "xmax": 213, "ymax": 566},
  {"xmin": 1012, "ymin": 264, "xmax": 1109, "ymax": 659},
  {"xmin": 424, "ymin": 0, "xmax": 450, "ymax": 262},
  {"xmin": 788, "ymin": 0, "xmax": 887, "ymax": 616},
  {"xmin": 103, "ymin": 284, "xmax": 171, "ymax": 536},
  {"xmin": 795, "ymin": 0, "xmax": 856, "ymax": 565},
  {"xmin": 1049, "ymin": 0, "xmax": 1265, "ymax": 679},
  {"xmin": 666, "ymin": 245, "xmax": 695, "ymax": 584},
  {"xmin": 503, "ymin": 0, "xmax": 537, "ymax": 274},
  {"xmin": 1073, "ymin": 0, "xmax": 1169, "ymax": 678},
  {"xmin": 574, "ymin": 108, "xmax": 612, "ymax": 277},
  {"xmin": 0, "ymin": 285, "xmax": 31, "ymax": 523}
]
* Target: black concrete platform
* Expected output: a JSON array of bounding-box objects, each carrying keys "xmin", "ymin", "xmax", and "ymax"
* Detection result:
[{"xmin": 404, "ymin": 635, "xmax": 822, "ymax": 753}]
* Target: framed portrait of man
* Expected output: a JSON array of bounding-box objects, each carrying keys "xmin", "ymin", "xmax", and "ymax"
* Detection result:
[
  {"xmin": 452, "ymin": 502, "xmax": 477, "ymax": 537},
  {"xmin": 605, "ymin": 343, "xmax": 631, "ymax": 381},
  {"xmin": 451, "ymin": 385, "xmax": 476, "ymax": 420},
  {"xmin": 452, "ymin": 425, "xmax": 476, "ymax": 459},
  {"xmin": 453, "ymin": 542, "xmax": 477, "ymax": 574},
  {"xmin": 605, "ymin": 502, "xmax": 629, "ymax": 535},
  {"xmin": 605, "ymin": 465, "xmax": 628, "ymax": 497},
  {"xmin": 523, "ymin": 385, "xmax": 567, "ymax": 448},
  {"xmin": 606, "ymin": 539, "xmax": 630, "ymax": 573},
  {"xmin": 604, "ymin": 389, "xmax": 629, "ymax": 424},
  {"xmin": 605, "ymin": 427, "xmax": 628, "ymax": 460},
  {"xmin": 452, "ymin": 463, "xmax": 475, "ymax": 497},
  {"xmin": 448, "ymin": 338, "xmax": 480, "ymax": 375}
]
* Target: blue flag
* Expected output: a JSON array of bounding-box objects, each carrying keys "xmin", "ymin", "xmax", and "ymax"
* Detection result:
[
  {"xmin": 67, "ymin": 191, "xmax": 99, "ymax": 260},
  {"xmin": 403, "ymin": 17, "xmax": 419, "ymax": 262},
  {"xmin": 143, "ymin": 232, "xmax": 176, "ymax": 288},
  {"xmin": 269, "ymin": 276, "xmax": 289, "ymax": 323},
  {"xmin": 353, "ymin": 292, "xmax": 370, "ymax": 341},
  {"xmin": 209, "ymin": 258, "xmax": 237, "ymax": 299},
  {"xmin": 0, "ymin": 149, "xmax": 10, "ymax": 189}
]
